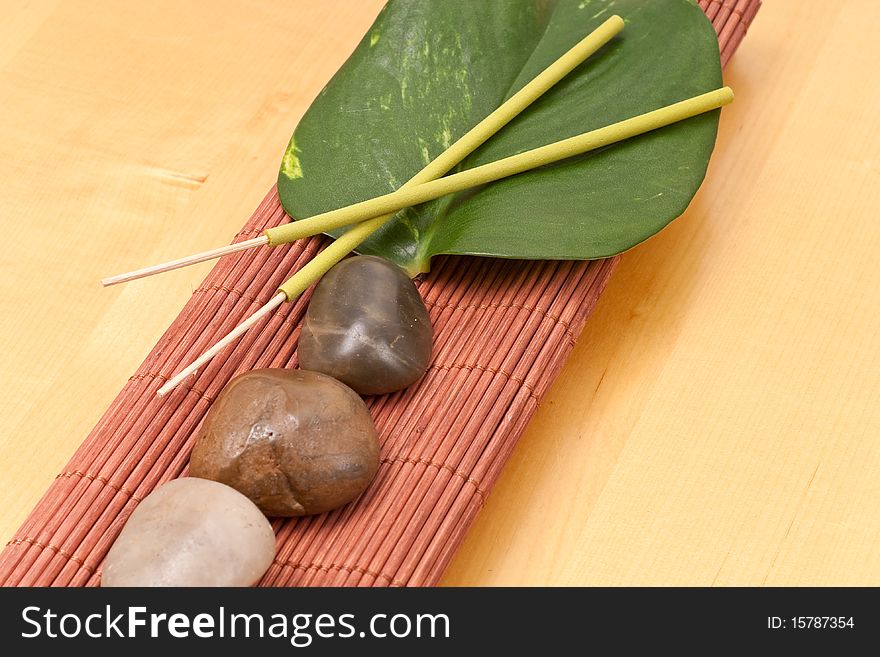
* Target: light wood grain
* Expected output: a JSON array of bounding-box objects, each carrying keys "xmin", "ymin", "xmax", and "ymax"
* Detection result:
[
  {"xmin": 0, "ymin": 0, "xmax": 383, "ymax": 546},
  {"xmin": 2, "ymin": 0, "xmax": 877, "ymax": 586}
]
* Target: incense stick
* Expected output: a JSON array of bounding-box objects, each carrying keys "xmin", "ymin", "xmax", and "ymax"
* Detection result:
[
  {"xmin": 158, "ymin": 86, "xmax": 733, "ymax": 396},
  {"xmin": 269, "ymin": 87, "xmax": 734, "ymax": 251},
  {"xmin": 101, "ymin": 236, "xmax": 269, "ymax": 287},
  {"xmin": 103, "ymin": 15, "xmax": 625, "ymax": 286}
]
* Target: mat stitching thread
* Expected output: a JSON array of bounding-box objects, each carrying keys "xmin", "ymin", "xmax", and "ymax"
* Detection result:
[
  {"xmin": 125, "ymin": 373, "xmax": 216, "ymax": 404},
  {"xmin": 270, "ymin": 558, "xmax": 404, "ymax": 587},
  {"xmin": 6, "ymin": 537, "xmax": 95, "ymax": 573},
  {"xmin": 428, "ymin": 362, "xmax": 540, "ymax": 401},
  {"xmin": 380, "ymin": 455, "xmax": 487, "ymax": 505},
  {"xmin": 188, "ymin": 289, "xmax": 301, "ymax": 331},
  {"xmin": 233, "ymin": 227, "xmax": 266, "ymax": 241},
  {"xmin": 192, "ymin": 284, "xmax": 261, "ymax": 305},
  {"xmin": 132, "ymin": 357, "xmax": 544, "ymax": 402},
  {"xmin": 55, "ymin": 470, "xmax": 143, "ymax": 503},
  {"xmin": 710, "ymin": 0, "xmax": 746, "ymax": 23},
  {"xmin": 424, "ymin": 298, "xmax": 576, "ymax": 340}
]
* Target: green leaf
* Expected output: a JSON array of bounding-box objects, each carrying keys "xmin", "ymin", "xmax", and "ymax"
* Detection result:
[{"xmin": 278, "ymin": 0, "xmax": 722, "ymax": 274}]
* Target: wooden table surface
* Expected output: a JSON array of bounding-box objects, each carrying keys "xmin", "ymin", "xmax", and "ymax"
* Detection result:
[{"xmin": 1, "ymin": 0, "xmax": 878, "ymax": 586}]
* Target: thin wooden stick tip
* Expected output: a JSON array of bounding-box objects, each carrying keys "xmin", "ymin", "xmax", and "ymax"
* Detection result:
[
  {"xmin": 100, "ymin": 235, "xmax": 270, "ymax": 287},
  {"xmin": 156, "ymin": 374, "xmax": 192, "ymax": 397},
  {"xmin": 155, "ymin": 291, "xmax": 286, "ymax": 397}
]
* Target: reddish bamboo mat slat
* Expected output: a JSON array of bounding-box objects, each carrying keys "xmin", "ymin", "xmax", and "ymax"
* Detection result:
[{"xmin": 0, "ymin": 0, "xmax": 759, "ymax": 587}]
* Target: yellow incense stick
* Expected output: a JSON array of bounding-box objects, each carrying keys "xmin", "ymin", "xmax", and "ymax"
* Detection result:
[
  {"xmin": 107, "ymin": 15, "xmax": 624, "ymax": 288},
  {"xmin": 274, "ymin": 86, "xmax": 734, "ymax": 299}
]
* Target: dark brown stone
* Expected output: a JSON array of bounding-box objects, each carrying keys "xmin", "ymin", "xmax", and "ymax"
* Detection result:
[
  {"xmin": 189, "ymin": 369, "xmax": 379, "ymax": 517},
  {"xmin": 298, "ymin": 255, "xmax": 432, "ymax": 395}
]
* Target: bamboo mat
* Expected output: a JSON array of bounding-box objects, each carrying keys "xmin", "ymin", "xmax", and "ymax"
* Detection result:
[{"xmin": 0, "ymin": 0, "xmax": 759, "ymax": 587}]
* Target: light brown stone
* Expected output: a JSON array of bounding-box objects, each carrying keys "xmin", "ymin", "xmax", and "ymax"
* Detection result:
[
  {"xmin": 189, "ymin": 368, "xmax": 379, "ymax": 516},
  {"xmin": 102, "ymin": 477, "xmax": 276, "ymax": 587}
]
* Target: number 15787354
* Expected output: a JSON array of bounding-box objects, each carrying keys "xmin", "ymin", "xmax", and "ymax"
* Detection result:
[{"xmin": 767, "ymin": 617, "xmax": 855, "ymax": 630}]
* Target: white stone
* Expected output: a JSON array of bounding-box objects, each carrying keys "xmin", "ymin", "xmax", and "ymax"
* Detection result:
[{"xmin": 102, "ymin": 477, "xmax": 276, "ymax": 587}]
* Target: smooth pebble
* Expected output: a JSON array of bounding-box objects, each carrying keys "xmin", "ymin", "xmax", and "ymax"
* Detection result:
[
  {"xmin": 189, "ymin": 369, "xmax": 379, "ymax": 516},
  {"xmin": 102, "ymin": 477, "xmax": 276, "ymax": 587},
  {"xmin": 298, "ymin": 255, "xmax": 432, "ymax": 395}
]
